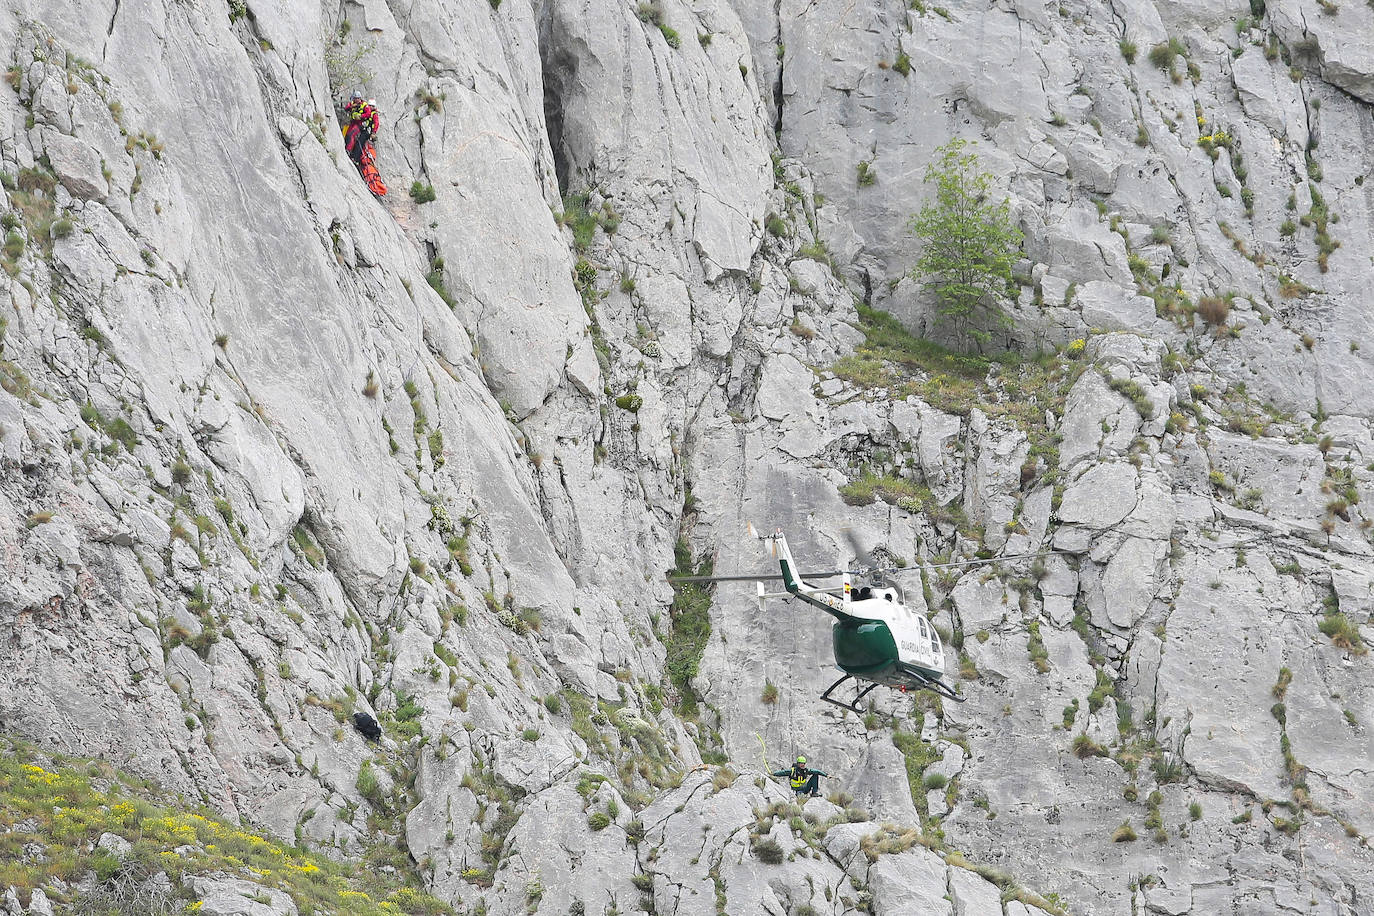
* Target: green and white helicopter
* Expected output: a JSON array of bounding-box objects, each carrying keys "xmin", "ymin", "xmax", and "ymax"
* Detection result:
[{"xmin": 674, "ymin": 526, "xmax": 966, "ymax": 713}]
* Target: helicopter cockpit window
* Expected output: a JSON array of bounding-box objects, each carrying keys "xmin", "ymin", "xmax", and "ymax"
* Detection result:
[
  {"xmin": 917, "ymin": 616, "xmax": 928, "ymax": 639},
  {"xmin": 930, "ymin": 622, "xmax": 942, "ymax": 654}
]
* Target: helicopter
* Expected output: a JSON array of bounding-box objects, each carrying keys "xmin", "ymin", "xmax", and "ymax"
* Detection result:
[{"xmin": 672, "ymin": 525, "xmax": 967, "ymax": 713}]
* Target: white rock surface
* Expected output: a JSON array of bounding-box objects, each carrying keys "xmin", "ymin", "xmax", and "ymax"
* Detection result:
[{"xmin": 1, "ymin": 0, "xmax": 1373, "ymax": 913}]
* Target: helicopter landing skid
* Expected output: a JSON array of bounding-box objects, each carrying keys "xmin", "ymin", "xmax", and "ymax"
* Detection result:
[
  {"xmin": 897, "ymin": 663, "xmax": 966, "ymax": 704},
  {"xmin": 819, "ymin": 674, "xmax": 881, "ymax": 715}
]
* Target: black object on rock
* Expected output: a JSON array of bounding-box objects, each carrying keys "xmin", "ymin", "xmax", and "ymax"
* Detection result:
[{"xmin": 352, "ymin": 711, "xmax": 382, "ymax": 740}]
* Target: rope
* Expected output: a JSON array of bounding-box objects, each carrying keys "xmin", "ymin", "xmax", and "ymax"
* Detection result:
[{"xmin": 788, "ymin": 617, "xmax": 801, "ymax": 768}]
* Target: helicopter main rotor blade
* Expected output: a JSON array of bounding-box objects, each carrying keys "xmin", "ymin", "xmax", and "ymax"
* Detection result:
[
  {"xmin": 669, "ymin": 570, "xmax": 846, "ymax": 583},
  {"xmin": 881, "ymin": 550, "xmax": 1060, "ymax": 574},
  {"xmin": 670, "ymin": 550, "xmax": 1059, "ymax": 583},
  {"xmin": 670, "ymin": 549, "xmax": 1055, "ymax": 585},
  {"xmin": 840, "ymin": 527, "xmax": 872, "ymax": 569},
  {"xmin": 842, "ymin": 527, "xmax": 895, "ymax": 587}
]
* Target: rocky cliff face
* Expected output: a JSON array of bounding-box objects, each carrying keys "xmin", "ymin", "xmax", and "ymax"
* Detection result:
[{"xmin": 1, "ymin": 0, "xmax": 1373, "ymax": 913}]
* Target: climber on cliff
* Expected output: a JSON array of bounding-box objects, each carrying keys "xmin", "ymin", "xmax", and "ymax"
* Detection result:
[
  {"xmin": 772, "ymin": 756, "xmax": 828, "ymax": 798},
  {"xmin": 342, "ymin": 90, "xmax": 387, "ymax": 197}
]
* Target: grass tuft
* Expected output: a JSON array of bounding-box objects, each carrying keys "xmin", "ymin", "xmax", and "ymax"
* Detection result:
[
  {"xmin": 1072, "ymin": 734, "xmax": 1107, "ymax": 758},
  {"xmin": 1318, "ymin": 613, "xmax": 1366, "ymax": 654},
  {"xmin": 409, "ymin": 182, "xmax": 436, "ymax": 204}
]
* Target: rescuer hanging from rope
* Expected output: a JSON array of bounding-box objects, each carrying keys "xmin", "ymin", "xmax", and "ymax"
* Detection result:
[{"xmin": 772, "ymin": 755, "xmax": 828, "ymax": 798}]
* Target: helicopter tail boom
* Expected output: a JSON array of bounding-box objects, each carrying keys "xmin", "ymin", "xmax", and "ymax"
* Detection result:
[
  {"xmin": 754, "ymin": 527, "xmax": 858, "ymax": 622},
  {"xmin": 747, "ymin": 527, "xmax": 873, "ymax": 620}
]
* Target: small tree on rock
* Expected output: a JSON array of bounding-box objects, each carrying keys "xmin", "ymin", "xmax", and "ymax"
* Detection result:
[{"xmin": 909, "ymin": 139, "xmax": 1023, "ymax": 351}]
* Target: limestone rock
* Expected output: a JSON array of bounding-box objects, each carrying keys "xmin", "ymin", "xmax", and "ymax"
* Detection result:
[
  {"xmin": 845, "ymin": 739, "xmax": 921, "ymax": 827},
  {"xmin": 23, "ymin": 890, "xmax": 52, "ymax": 916},
  {"xmin": 1059, "ymin": 370, "xmax": 1141, "ymax": 471},
  {"xmin": 949, "ymin": 866, "xmax": 1002, "ymax": 914},
  {"xmin": 188, "ymin": 878, "xmax": 298, "ymax": 916},
  {"xmin": 1099, "ymin": 536, "xmax": 1166, "ymax": 629},
  {"xmin": 868, "ymin": 847, "xmax": 951, "ymax": 916},
  {"xmin": 42, "ymin": 130, "xmax": 107, "ymax": 200},
  {"xmin": 1270, "ymin": 0, "xmax": 1374, "ymax": 103},
  {"xmin": 1076, "ymin": 281, "xmax": 1157, "ymax": 334},
  {"xmin": 2, "ymin": 0, "xmax": 1374, "ymax": 913},
  {"xmin": 823, "ymin": 821, "xmax": 883, "ymax": 876},
  {"xmin": 1057, "ymin": 462, "xmax": 1139, "ymax": 528},
  {"xmin": 95, "ymin": 832, "xmax": 132, "ymax": 857}
]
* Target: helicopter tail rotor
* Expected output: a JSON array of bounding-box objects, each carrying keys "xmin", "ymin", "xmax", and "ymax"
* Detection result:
[{"xmin": 747, "ymin": 521, "xmax": 780, "ymax": 558}]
